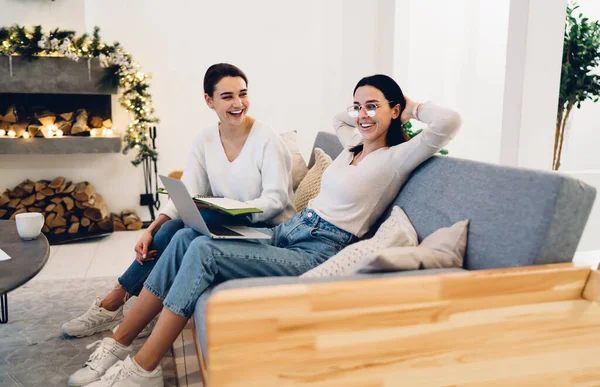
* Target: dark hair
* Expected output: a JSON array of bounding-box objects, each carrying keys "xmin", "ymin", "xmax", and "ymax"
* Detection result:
[
  {"xmin": 350, "ymin": 74, "xmax": 408, "ymax": 154},
  {"xmin": 203, "ymin": 63, "xmax": 248, "ymax": 97}
]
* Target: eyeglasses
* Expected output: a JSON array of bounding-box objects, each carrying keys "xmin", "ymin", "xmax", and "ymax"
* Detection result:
[{"xmin": 347, "ymin": 101, "xmax": 395, "ymax": 118}]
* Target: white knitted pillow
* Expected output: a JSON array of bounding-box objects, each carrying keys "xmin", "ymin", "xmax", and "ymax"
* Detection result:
[
  {"xmin": 294, "ymin": 148, "xmax": 332, "ymax": 212},
  {"xmin": 301, "ymin": 206, "xmax": 418, "ymax": 277}
]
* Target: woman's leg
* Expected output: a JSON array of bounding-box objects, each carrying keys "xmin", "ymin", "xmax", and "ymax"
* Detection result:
[
  {"xmin": 111, "ymin": 287, "xmax": 165, "ymax": 346},
  {"xmin": 67, "ymin": 226, "xmax": 204, "ymax": 385},
  {"xmin": 134, "ymin": 308, "xmax": 188, "ymax": 371},
  {"xmin": 111, "ymin": 226, "xmax": 203, "ymax": 346},
  {"xmin": 134, "ymin": 233, "xmax": 331, "ymax": 371},
  {"xmin": 60, "ymin": 220, "xmax": 186, "ymax": 338},
  {"xmin": 110, "ymin": 219, "xmax": 186, "ymax": 304},
  {"xmin": 97, "ymin": 211, "xmax": 248, "ymax": 310}
]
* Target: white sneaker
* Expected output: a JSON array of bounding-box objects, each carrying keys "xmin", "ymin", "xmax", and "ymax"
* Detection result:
[
  {"xmin": 112, "ymin": 313, "xmax": 159, "ymax": 339},
  {"xmin": 85, "ymin": 355, "xmax": 164, "ymax": 387},
  {"xmin": 62, "ymin": 297, "xmax": 125, "ymax": 338},
  {"xmin": 67, "ymin": 337, "xmax": 133, "ymax": 387}
]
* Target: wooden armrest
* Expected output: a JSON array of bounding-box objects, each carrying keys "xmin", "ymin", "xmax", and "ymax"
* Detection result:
[{"xmin": 206, "ymin": 263, "xmax": 600, "ymax": 386}]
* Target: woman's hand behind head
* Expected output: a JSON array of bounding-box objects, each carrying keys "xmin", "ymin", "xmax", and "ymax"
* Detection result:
[{"xmin": 401, "ymin": 97, "xmax": 417, "ymax": 124}]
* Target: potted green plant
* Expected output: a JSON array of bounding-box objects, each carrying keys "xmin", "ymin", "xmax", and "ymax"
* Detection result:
[{"xmin": 554, "ymin": 1, "xmax": 600, "ymax": 170}]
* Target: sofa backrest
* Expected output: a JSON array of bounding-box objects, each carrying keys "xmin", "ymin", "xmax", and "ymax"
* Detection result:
[
  {"xmin": 309, "ymin": 131, "xmax": 344, "ymax": 169},
  {"xmin": 311, "ymin": 132, "xmax": 596, "ymax": 270}
]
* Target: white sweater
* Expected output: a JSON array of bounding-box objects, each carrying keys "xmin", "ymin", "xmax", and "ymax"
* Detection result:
[
  {"xmin": 308, "ymin": 101, "xmax": 461, "ymax": 237},
  {"xmin": 160, "ymin": 120, "xmax": 296, "ymax": 225}
]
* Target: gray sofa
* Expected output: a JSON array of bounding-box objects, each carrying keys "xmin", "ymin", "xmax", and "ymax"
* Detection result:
[{"xmin": 192, "ymin": 131, "xmax": 596, "ymax": 378}]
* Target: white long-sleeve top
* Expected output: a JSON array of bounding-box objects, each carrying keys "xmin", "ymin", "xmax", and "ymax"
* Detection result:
[
  {"xmin": 308, "ymin": 101, "xmax": 461, "ymax": 237},
  {"xmin": 160, "ymin": 120, "xmax": 296, "ymax": 226}
]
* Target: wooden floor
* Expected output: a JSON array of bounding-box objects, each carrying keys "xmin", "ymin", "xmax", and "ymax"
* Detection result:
[{"xmin": 173, "ymin": 321, "xmax": 204, "ymax": 387}]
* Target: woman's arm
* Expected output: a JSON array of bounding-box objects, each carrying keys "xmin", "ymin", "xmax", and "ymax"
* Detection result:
[
  {"xmin": 244, "ymin": 136, "xmax": 293, "ymax": 223},
  {"xmin": 394, "ymin": 100, "xmax": 461, "ymax": 172},
  {"xmin": 333, "ymin": 111, "xmax": 362, "ymax": 148},
  {"xmin": 159, "ymin": 135, "xmax": 211, "ymax": 220}
]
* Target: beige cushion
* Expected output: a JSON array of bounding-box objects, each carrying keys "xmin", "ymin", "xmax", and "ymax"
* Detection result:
[
  {"xmin": 279, "ymin": 131, "xmax": 309, "ymax": 192},
  {"xmin": 357, "ymin": 219, "xmax": 470, "ymax": 272},
  {"xmin": 301, "ymin": 206, "xmax": 418, "ymax": 277},
  {"xmin": 293, "ymin": 148, "xmax": 332, "ymax": 212}
]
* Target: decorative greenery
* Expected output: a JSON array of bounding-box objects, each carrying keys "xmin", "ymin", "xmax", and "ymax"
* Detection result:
[
  {"xmin": 403, "ymin": 121, "xmax": 448, "ymax": 155},
  {"xmin": 0, "ymin": 25, "xmax": 158, "ymax": 166},
  {"xmin": 554, "ymin": 1, "xmax": 600, "ymax": 170}
]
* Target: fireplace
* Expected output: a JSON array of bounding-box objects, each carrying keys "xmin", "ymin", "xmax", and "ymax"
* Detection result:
[
  {"xmin": 0, "ymin": 57, "xmax": 120, "ymax": 154},
  {"xmin": 0, "ymin": 57, "xmax": 135, "ymax": 244}
]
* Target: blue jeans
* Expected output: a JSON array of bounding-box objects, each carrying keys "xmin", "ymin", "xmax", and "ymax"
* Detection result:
[
  {"xmin": 144, "ymin": 209, "xmax": 358, "ymax": 318},
  {"xmin": 117, "ymin": 210, "xmax": 253, "ymax": 296}
]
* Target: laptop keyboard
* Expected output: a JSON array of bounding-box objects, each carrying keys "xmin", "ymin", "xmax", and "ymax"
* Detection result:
[{"xmin": 208, "ymin": 224, "xmax": 244, "ymax": 237}]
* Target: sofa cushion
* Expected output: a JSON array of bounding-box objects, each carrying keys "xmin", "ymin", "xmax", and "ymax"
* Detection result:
[
  {"xmin": 356, "ymin": 219, "xmax": 469, "ymax": 272},
  {"xmin": 193, "ymin": 267, "xmax": 467, "ymax": 362},
  {"xmin": 279, "ymin": 130, "xmax": 309, "ymax": 191},
  {"xmin": 294, "ymin": 148, "xmax": 332, "ymax": 212},
  {"xmin": 301, "ymin": 206, "xmax": 418, "ymax": 277}
]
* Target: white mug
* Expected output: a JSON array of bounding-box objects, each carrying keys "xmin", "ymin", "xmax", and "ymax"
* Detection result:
[{"xmin": 15, "ymin": 212, "xmax": 45, "ymax": 240}]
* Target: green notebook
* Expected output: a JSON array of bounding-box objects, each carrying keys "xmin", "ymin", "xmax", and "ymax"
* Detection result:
[
  {"xmin": 158, "ymin": 188, "xmax": 262, "ymax": 216},
  {"xmin": 192, "ymin": 197, "xmax": 263, "ymax": 216}
]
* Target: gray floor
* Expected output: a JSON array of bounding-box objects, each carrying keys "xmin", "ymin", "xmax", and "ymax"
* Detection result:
[{"xmin": 0, "ymin": 276, "xmax": 177, "ymax": 387}]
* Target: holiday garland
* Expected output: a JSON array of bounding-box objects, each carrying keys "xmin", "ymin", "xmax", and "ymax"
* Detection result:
[{"xmin": 0, "ymin": 25, "xmax": 158, "ymax": 166}]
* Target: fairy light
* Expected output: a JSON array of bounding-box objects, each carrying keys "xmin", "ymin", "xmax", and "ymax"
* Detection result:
[
  {"xmin": 22, "ymin": 132, "xmax": 31, "ymax": 139},
  {"xmin": 7, "ymin": 129, "xmax": 16, "ymax": 138},
  {"xmin": 56, "ymin": 129, "xmax": 64, "ymax": 137},
  {"xmin": 0, "ymin": 129, "xmax": 5, "ymax": 136}
]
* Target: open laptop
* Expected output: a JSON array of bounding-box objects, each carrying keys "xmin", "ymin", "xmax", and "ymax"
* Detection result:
[{"xmin": 159, "ymin": 175, "xmax": 271, "ymax": 239}]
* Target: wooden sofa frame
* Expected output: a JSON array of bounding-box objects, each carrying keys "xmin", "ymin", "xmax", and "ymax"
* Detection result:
[{"xmin": 192, "ymin": 263, "xmax": 600, "ymax": 386}]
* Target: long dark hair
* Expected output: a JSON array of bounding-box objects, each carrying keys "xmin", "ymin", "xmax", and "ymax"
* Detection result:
[
  {"xmin": 350, "ymin": 74, "xmax": 408, "ymax": 154},
  {"xmin": 203, "ymin": 63, "xmax": 248, "ymax": 97}
]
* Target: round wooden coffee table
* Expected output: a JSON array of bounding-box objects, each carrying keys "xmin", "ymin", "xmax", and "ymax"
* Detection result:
[{"xmin": 0, "ymin": 220, "xmax": 50, "ymax": 323}]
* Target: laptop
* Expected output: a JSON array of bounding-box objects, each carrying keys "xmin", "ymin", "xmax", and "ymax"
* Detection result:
[{"xmin": 159, "ymin": 175, "xmax": 271, "ymax": 239}]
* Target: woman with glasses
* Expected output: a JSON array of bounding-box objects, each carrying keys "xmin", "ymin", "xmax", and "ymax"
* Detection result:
[{"xmin": 69, "ymin": 74, "xmax": 460, "ymax": 387}]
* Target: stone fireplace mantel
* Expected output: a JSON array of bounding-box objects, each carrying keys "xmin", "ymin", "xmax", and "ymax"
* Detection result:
[{"xmin": 0, "ymin": 57, "xmax": 117, "ymax": 95}]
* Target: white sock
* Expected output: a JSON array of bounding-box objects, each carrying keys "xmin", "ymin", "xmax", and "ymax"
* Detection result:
[
  {"xmin": 131, "ymin": 356, "xmax": 159, "ymax": 376},
  {"xmin": 105, "ymin": 337, "xmax": 130, "ymax": 349}
]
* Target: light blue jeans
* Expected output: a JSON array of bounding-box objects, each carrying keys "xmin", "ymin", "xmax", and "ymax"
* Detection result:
[
  {"xmin": 144, "ymin": 209, "xmax": 358, "ymax": 318},
  {"xmin": 117, "ymin": 211, "xmax": 253, "ymax": 296}
]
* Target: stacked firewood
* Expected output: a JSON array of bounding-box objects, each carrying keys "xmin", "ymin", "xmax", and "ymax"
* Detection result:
[
  {"xmin": 0, "ymin": 105, "xmax": 112, "ymax": 138},
  {"xmin": 0, "ymin": 178, "xmax": 142, "ymax": 236},
  {"xmin": 111, "ymin": 209, "xmax": 143, "ymax": 231}
]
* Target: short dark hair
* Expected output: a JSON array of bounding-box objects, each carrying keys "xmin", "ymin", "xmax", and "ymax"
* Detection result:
[
  {"xmin": 351, "ymin": 74, "xmax": 408, "ymax": 153},
  {"xmin": 203, "ymin": 63, "xmax": 248, "ymax": 97}
]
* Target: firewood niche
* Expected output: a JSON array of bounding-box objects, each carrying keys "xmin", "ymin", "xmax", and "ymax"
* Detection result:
[
  {"xmin": 0, "ymin": 177, "xmax": 143, "ymax": 244},
  {"xmin": 0, "ymin": 93, "xmax": 121, "ymax": 154},
  {"xmin": 0, "ymin": 93, "xmax": 113, "ymax": 135}
]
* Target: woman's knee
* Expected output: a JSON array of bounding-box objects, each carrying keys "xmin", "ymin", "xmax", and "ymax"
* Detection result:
[
  {"xmin": 170, "ymin": 227, "xmax": 200, "ymax": 245},
  {"xmin": 182, "ymin": 236, "xmax": 216, "ymax": 265},
  {"xmin": 151, "ymin": 219, "xmax": 185, "ymax": 250}
]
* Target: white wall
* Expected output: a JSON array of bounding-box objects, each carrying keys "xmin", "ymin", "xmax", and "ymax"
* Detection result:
[
  {"xmin": 0, "ymin": 0, "xmax": 85, "ymax": 30},
  {"xmin": 394, "ymin": 0, "xmax": 510, "ymax": 164},
  {"xmin": 0, "ymin": 0, "xmax": 393, "ymax": 219},
  {"xmin": 500, "ymin": 0, "xmax": 566, "ymax": 171}
]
